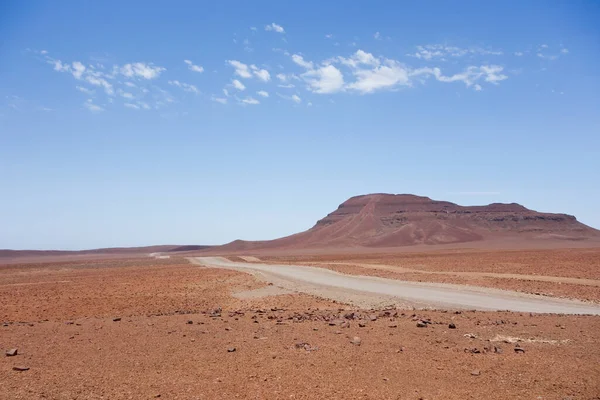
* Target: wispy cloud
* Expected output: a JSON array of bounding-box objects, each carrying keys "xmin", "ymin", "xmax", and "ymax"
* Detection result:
[
  {"xmin": 83, "ymin": 99, "xmax": 104, "ymax": 113},
  {"xmin": 227, "ymin": 60, "xmax": 252, "ymax": 78},
  {"xmin": 184, "ymin": 59, "xmax": 204, "ymax": 73},
  {"xmin": 291, "ymin": 54, "xmax": 314, "ymax": 69},
  {"xmin": 241, "ymin": 96, "xmax": 260, "ymax": 105},
  {"xmin": 76, "ymin": 86, "xmax": 95, "ymax": 95},
  {"xmin": 120, "ymin": 62, "xmax": 165, "ymax": 79},
  {"xmin": 231, "ymin": 79, "xmax": 246, "ymax": 91},
  {"xmin": 407, "ymin": 44, "xmax": 503, "ymax": 61},
  {"xmin": 212, "ymin": 96, "xmax": 227, "ymax": 105},
  {"xmin": 168, "ymin": 80, "xmax": 200, "ymax": 94},
  {"xmin": 257, "ymin": 90, "xmax": 269, "ymax": 97},
  {"xmin": 265, "ymin": 23, "xmax": 285, "ymax": 33}
]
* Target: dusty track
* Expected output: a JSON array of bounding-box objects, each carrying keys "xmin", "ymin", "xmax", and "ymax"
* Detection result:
[
  {"xmin": 191, "ymin": 257, "xmax": 600, "ymax": 315},
  {"xmin": 313, "ymin": 261, "xmax": 600, "ymax": 287}
]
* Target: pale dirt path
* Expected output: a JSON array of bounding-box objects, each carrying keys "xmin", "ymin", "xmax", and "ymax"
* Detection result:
[
  {"xmin": 191, "ymin": 257, "xmax": 600, "ymax": 315},
  {"xmin": 317, "ymin": 261, "xmax": 600, "ymax": 287},
  {"xmin": 239, "ymin": 256, "xmax": 600, "ymax": 287}
]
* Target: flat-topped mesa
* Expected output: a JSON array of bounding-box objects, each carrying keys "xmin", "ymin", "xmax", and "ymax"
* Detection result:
[
  {"xmin": 316, "ymin": 194, "xmax": 542, "ymax": 227},
  {"xmin": 218, "ymin": 193, "xmax": 599, "ymax": 251}
]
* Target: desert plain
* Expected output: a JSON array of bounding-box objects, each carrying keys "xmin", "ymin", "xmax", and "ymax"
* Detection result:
[{"xmin": 1, "ymin": 246, "xmax": 600, "ymax": 400}]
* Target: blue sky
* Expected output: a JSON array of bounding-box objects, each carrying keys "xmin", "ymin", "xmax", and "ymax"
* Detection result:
[{"xmin": 1, "ymin": 1, "xmax": 599, "ymax": 250}]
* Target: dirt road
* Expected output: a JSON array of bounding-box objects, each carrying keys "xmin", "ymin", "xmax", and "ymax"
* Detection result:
[{"xmin": 192, "ymin": 257, "xmax": 600, "ymax": 315}]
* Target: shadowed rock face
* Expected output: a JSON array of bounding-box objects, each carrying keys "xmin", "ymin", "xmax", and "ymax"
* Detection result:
[{"xmin": 220, "ymin": 193, "xmax": 600, "ymax": 250}]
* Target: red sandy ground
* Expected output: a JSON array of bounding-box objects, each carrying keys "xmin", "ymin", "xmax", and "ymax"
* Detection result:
[{"xmin": 1, "ymin": 253, "xmax": 599, "ymax": 399}]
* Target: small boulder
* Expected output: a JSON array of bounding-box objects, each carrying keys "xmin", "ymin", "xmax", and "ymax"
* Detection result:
[
  {"xmin": 416, "ymin": 321, "xmax": 427, "ymax": 328},
  {"xmin": 6, "ymin": 348, "xmax": 18, "ymax": 357},
  {"xmin": 350, "ymin": 336, "xmax": 362, "ymax": 346},
  {"xmin": 471, "ymin": 370, "xmax": 481, "ymax": 376},
  {"xmin": 448, "ymin": 323, "xmax": 456, "ymax": 329},
  {"xmin": 13, "ymin": 366, "xmax": 29, "ymax": 372},
  {"xmin": 112, "ymin": 317, "xmax": 121, "ymax": 322},
  {"xmin": 227, "ymin": 347, "xmax": 236, "ymax": 353}
]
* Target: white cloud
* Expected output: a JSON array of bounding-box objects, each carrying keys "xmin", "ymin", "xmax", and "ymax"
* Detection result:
[
  {"xmin": 84, "ymin": 99, "xmax": 103, "ymax": 113},
  {"xmin": 276, "ymin": 73, "xmax": 287, "ymax": 82},
  {"xmin": 537, "ymin": 53, "xmax": 558, "ymax": 61},
  {"xmin": 138, "ymin": 102, "xmax": 151, "ymax": 110},
  {"xmin": 120, "ymin": 91, "xmax": 134, "ymax": 99},
  {"xmin": 347, "ymin": 59, "xmax": 410, "ymax": 94},
  {"xmin": 265, "ymin": 23, "xmax": 285, "ymax": 33},
  {"xmin": 168, "ymin": 80, "xmax": 200, "ymax": 94},
  {"xmin": 52, "ymin": 60, "xmax": 71, "ymax": 72},
  {"xmin": 291, "ymin": 94, "xmax": 301, "ymax": 103},
  {"xmin": 184, "ymin": 59, "xmax": 204, "ymax": 73},
  {"xmin": 474, "ymin": 84, "xmax": 482, "ymax": 91},
  {"xmin": 291, "ymin": 54, "xmax": 314, "ymax": 69},
  {"xmin": 560, "ymin": 48, "xmax": 569, "ymax": 54},
  {"xmin": 212, "ymin": 97, "xmax": 227, "ymax": 104},
  {"xmin": 407, "ymin": 44, "xmax": 503, "ymax": 60},
  {"xmin": 124, "ymin": 81, "xmax": 136, "ymax": 87},
  {"xmin": 231, "ymin": 79, "xmax": 246, "ymax": 91},
  {"xmin": 325, "ymin": 34, "xmax": 333, "ymax": 39},
  {"xmin": 303, "ymin": 65, "xmax": 344, "ymax": 94},
  {"xmin": 124, "ymin": 103, "xmax": 140, "ymax": 110},
  {"xmin": 250, "ymin": 65, "xmax": 270, "ymax": 81},
  {"xmin": 76, "ymin": 86, "xmax": 94, "ymax": 95},
  {"xmin": 540, "ymin": 44, "xmax": 549, "ymax": 49},
  {"xmin": 278, "ymin": 84, "xmax": 295, "ymax": 88},
  {"xmin": 120, "ymin": 63, "xmax": 165, "ymax": 79},
  {"xmin": 72, "ymin": 61, "xmax": 86, "ymax": 79},
  {"xmin": 257, "ymin": 90, "xmax": 269, "ymax": 97},
  {"xmin": 374, "ymin": 32, "xmax": 381, "ymax": 40},
  {"xmin": 241, "ymin": 96, "xmax": 260, "ymax": 105},
  {"xmin": 336, "ymin": 49, "xmax": 380, "ymax": 68},
  {"xmin": 250, "ymin": 26, "xmax": 257, "ymax": 31},
  {"xmin": 84, "ymin": 75, "xmax": 114, "ymax": 95},
  {"xmin": 227, "ymin": 60, "xmax": 252, "ymax": 78},
  {"xmin": 411, "ymin": 64, "xmax": 508, "ymax": 88},
  {"xmin": 40, "ymin": 50, "xmax": 48, "ymax": 55},
  {"xmin": 514, "ymin": 52, "xmax": 524, "ymax": 56},
  {"xmin": 307, "ymin": 102, "xmax": 313, "ymax": 107}
]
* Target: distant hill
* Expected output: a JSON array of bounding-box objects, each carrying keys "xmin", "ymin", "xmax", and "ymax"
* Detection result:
[
  {"xmin": 0, "ymin": 244, "xmax": 212, "ymax": 262},
  {"xmin": 215, "ymin": 193, "xmax": 600, "ymax": 251}
]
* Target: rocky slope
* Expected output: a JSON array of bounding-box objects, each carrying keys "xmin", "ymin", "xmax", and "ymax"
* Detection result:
[{"xmin": 219, "ymin": 193, "xmax": 599, "ymax": 250}]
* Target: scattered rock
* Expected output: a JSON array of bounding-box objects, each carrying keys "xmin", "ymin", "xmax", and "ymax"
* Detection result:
[
  {"xmin": 448, "ymin": 323, "xmax": 456, "ymax": 329},
  {"xmin": 227, "ymin": 347, "xmax": 236, "ymax": 353},
  {"xmin": 350, "ymin": 336, "xmax": 362, "ymax": 346},
  {"xmin": 514, "ymin": 347, "xmax": 525, "ymax": 353},
  {"xmin": 358, "ymin": 322, "xmax": 367, "ymax": 328},
  {"xmin": 494, "ymin": 346, "xmax": 503, "ymax": 354},
  {"xmin": 388, "ymin": 323, "xmax": 398, "ymax": 328},
  {"xmin": 369, "ymin": 315, "xmax": 378, "ymax": 322},
  {"xmin": 112, "ymin": 317, "xmax": 121, "ymax": 322},
  {"xmin": 13, "ymin": 366, "xmax": 29, "ymax": 372},
  {"xmin": 6, "ymin": 348, "xmax": 18, "ymax": 357},
  {"xmin": 416, "ymin": 321, "xmax": 427, "ymax": 328},
  {"xmin": 187, "ymin": 320, "xmax": 193, "ymax": 325},
  {"xmin": 471, "ymin": 370, "xmax": 481, "ymax": 376}
]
